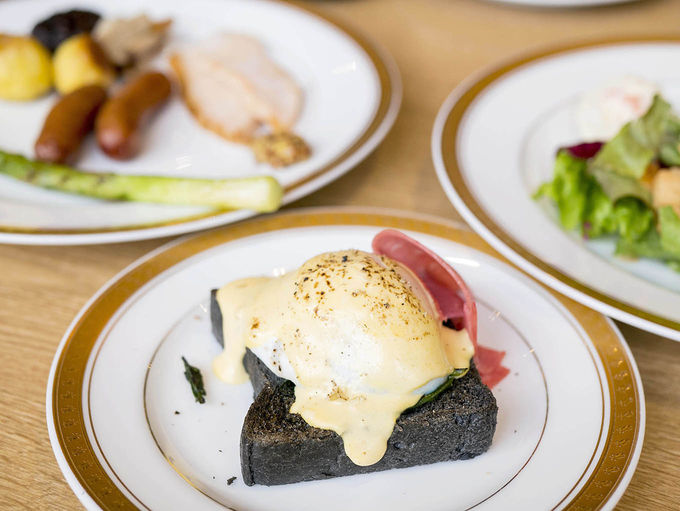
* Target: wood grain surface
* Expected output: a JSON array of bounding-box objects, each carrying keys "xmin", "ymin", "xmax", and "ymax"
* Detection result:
[{"xmin": 1, "ymin": 0, "xmax": 680, "ymax": 509}]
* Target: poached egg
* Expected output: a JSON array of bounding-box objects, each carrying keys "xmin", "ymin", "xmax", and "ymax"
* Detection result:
[{"xmin": 577, "ymin": 75, "xmax": 659, "ymax": 141}]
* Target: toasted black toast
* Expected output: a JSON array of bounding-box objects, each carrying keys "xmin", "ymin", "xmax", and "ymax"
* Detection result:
[{"xmin": 210, "ymin": 289, "xmax": 498, "ymax": 486}]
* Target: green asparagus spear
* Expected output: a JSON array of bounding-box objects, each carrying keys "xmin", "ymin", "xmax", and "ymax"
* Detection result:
[{"xmin": 0, "ymin": 150, "xmax": 283, "ymax": 212}]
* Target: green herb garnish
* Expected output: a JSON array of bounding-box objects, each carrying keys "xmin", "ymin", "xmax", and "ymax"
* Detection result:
[{"xmin": 182, "ymin": 356, "xmax": 206, "ymax": 404}]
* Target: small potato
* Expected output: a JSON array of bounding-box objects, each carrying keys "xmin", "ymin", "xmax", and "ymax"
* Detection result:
[
  {"xmin": 53, "ymin": 33, "xmax": 115, "ymax": 94},
  {"xmin": 0, "ymin": 35, "xmax": 52, "ymax": 100}
]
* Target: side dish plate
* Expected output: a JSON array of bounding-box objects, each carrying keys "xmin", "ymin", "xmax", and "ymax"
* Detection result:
[
  {"xmin": 432, "ymin": 37, "xmax": 680, "ymax": 341},
  {"xmin": 47, "ymin": 208, "xmax": 643, "ymax": 510},
  {"xmin": 486, "ymin": 0, "xmax": 638, "ymax": 7},
  {"xmin": 0, "ymin": 0, "xmax": 400, "ymax": 245}
]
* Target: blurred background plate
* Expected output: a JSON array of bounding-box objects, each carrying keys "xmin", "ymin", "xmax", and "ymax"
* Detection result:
[
  {"xmin": 432, "ymin": 37, "xmax": 680, "ymax": 341},
  {"xmin": 486, "ymin": 0, "xmax": 638, "ymax": 7},
  {"xmin": 0, "ymin": 0, "xmax": 401, "ymax": 245}
]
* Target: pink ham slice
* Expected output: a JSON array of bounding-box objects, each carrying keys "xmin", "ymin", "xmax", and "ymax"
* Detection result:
[
  {"xmin": 475, "ymin": 346, "xmax": 510, "ymax": 389},
  {"xmin": 372, "ymin": 229, "xmax": 510, "ymax": 388}
]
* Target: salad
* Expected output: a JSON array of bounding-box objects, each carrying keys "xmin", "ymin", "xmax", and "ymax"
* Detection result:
[{"xmin": 535, "ymin": 82, "xmax": 680, "ymax": 272}]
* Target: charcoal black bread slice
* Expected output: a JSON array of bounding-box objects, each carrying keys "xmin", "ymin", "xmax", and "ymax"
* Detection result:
[
  {"xmin": 210, "ymin": 289, "xmax": 498, "ymax": 486},
  {"xmin": 241, "ymin": 352, "xmax": 497, "ymax": 486},
  {"xmin": 212, "ymin": 289, "xmax": 283, "ymax": 397},
  {"xmin": 210, "ymin": 289, "xmax": 224, "ymax": 347},
  {"xmin": 243, "ymin": 347, "xmax": 285, "ymax": 398}
]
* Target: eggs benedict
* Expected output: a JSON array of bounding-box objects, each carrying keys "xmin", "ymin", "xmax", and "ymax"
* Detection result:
[
  {"xmin": 211, "ymin": 230, "xmax": 508, "ymax": 472},
  {"xmin": 214, "ymin": 248, "xmax": 474, "ymax": 465}
]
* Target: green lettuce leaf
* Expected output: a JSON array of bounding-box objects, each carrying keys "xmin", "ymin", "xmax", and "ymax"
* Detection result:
[
  {"xmin": 659, "ymin": 117, "xmax": 680, "ymax": 166},
  {"xmin": 583, "ymin": 183, "xmax": 616, "ymax": 237},
  {"xmin": 616, "ymin": 227, "xmax": 680, "ymax": 264},
  {"xmin": 589, "ymin": 165, "xmax": 652, "ymax": 205},
  {"xmin": 590, "ymin": 95, "xmax": 672, "ymax": 180},
  {"xmin": 659, "ymin": 143, "xmax": 680, "ymax": 166},
  {"xmin": 534, "ymin": 150, "xmax": 590, "ymax": 231},
  {"xmin": 535, "ymin": 151, "xmax": 652, "ymax": 240},
  {"xmin": 615, "ymin": 207, "xmax": 680, "ymax": 268},
  {"xmin": 659, "ymin": 206, "xmax": 680, "ymax": 255},
  {"xmin": 613, "ymin": 198, "xmax": 655, "ymax": 242}
]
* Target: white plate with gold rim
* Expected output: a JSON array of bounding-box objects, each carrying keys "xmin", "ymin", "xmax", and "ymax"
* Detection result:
[
  {"xmin": 486, "ymin": 0, "xmax": 638, "ymax": 7},
  {"xmin": 0, "ymin": 0, "xmax": 400, "ymax": 245},
  {"xmin": 47, "ymin": 208, "xmax": 643, "ymax": 511},
  {"xmin": 432, "ymin": 37, "xmax": 680, "ymax": 341}
]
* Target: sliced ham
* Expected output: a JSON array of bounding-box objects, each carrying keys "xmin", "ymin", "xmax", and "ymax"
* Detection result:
[
  {"xmin": 372, "ymin": 229, "xmax": 509, "ymax": 389},
  {"xmin": 475, "ymin": 346, "xmax": 510, "ymax": 388}
]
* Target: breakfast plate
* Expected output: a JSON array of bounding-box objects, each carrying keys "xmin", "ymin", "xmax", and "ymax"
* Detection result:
[
  {"xmin": 432, "ymin": 37, "xmax": 680, "ymax": 341},
  {"xmin": 486, "ymin": 0, "xmax": 638, "ymax": 7},
  {"xmin": 0, "ymin": 0, "xmax": 400, "ymax": 245},
  {"xmin": 47, "ymin": 208, "xmax": 643, "ymax": 510}
]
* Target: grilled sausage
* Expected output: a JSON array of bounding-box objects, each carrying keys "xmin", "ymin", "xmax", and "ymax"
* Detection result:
[
  {"xmin": 34, "ymin": 84, "xmax": 107, "ymax": 163},
  {"xmin": 95, "ymin": 71, "xmax": 171, "ymax": 160}
]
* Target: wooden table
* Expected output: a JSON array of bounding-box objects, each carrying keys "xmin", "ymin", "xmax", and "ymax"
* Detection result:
[{"xmin": 1, "ymin": 0, "xmax": 680, "ymax": 509}]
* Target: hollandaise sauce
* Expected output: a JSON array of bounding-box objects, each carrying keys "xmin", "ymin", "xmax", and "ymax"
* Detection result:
[{"xmin": 214, "ymin": 250, "xmax": 474, "ymax": 466}]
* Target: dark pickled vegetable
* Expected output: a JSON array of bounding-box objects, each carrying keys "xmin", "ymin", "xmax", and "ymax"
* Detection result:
[
  {"xmin": 563, "ymin": 141, "xmax": 603, "ymax": 160},
  {"xmin": 32, "ymin": 9, "xmax": 101, "ymax": 52}
]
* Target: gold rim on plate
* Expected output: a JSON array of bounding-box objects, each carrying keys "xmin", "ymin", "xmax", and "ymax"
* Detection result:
[
  {"xmin": 1, "ymin": 0, "xmax": 398, "ymax": 237},
  {"xmin": 436, "ymin": 35, "xmax": 680, "ymax": 335},
  {"xmin": 49, "ymin": 207, "xmax": 643, "ymax": 510}
]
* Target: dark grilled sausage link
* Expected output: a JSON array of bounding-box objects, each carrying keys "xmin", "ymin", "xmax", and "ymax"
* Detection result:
[
  {"xmin": 95, "ymin": 71, "xmax": 172, "ymax": 160},
  {"xmin": 34, "ymin": 84, "xmax": 107, "ymax": 164}
]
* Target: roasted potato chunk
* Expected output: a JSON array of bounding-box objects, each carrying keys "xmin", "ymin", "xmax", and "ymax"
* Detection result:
[
  {"xmin": 0, "ymin": 35, "xmax": 52, "ymax": 100},
  {"xmin": 53, "ymin": 34, "xmax": 115, "ymax": 94}
]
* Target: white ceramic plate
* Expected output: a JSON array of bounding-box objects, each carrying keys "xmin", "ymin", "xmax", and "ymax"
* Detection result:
[
  {"xmin": 0, "ymin": 0, "xmax": 400, "ymax": 245},
  {"xmin": 433, "ymin": 37, "xmax": 680, "ymax": 341},
  {"xmin": 47, "ymin": 208, "xmax": 643, "ymax": 511},
  {"xmin": 485, "ymin": 0, "xmax": 638, "ymax": 7}
]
